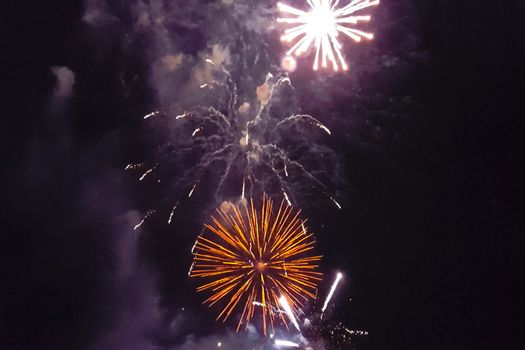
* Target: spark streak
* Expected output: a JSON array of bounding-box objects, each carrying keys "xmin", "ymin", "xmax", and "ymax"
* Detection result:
[
  {"xmin": 279, "ymin": 295, "xmax": 301, "ymax": 332},
  {"xmin": 330, "ymin": 196, "xmax": 342, "ymax": 209},
  {"xmin": 283, "ymin": 191, "xmax": 292, "ymax": 207},
  {"xmin": 168, "ymin": 202, "xmax": 180, "ymax": 224},
  {"xmin": 343, "ymin": 326, "xmax": 369, "ymax": 336},
  {"xmin": 139, "ymin": 168, "xmax": 154, "ymax": 181},
  {"xmin": 144, "ymin": 111, "xmax": 161, "ymax": 119},
  {"xmin": 322, "ymin": 272, "xmax": 343, "ymax": 314},
  {"xmin": 133, "ymin": 209, "xmax": 156, "ymax": 230},
  {"xmin": 275, "ymin": 339, "xmax": 300, "ymax": 348},
  {"xmin": 192, "ymin": 127, "xmax": 202, "ymax": 137},
  {"xmin": 188, "ymin": 183, "xmax": 198, "ymax": 197}
]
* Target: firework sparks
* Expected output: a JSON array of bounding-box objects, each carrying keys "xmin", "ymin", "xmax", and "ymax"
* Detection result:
[
  {"xmin": 322, "ymin": 272, "xmax": 343, "ymax": 314},
  {"xmin": 127, "ymin": 61, "xmax": 340, "ymax": 226},
  {"xmin": 341, "ymin": 326, "xmax": 369, "ymax": 336},
  {"xmin": 277, "ymin": 0, "xmax": 379, "ymax": 71},
  {"xmin": 189, "ymin": 195, "xmax": 322, "ymax": 336}
]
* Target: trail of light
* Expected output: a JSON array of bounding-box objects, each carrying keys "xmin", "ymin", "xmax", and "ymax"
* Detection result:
[
  {"xmin": 139, "ymin": 168, "xmax": 154, "ymax": 181},
  {"xmin": 191, "ymin": 238, "xmax": 198, "ymax": 253},
  {"xmin": 192, "ymin": 127, "xmax": 202, "ymax": 137},
  {"xmin": 188, "ymin": 262, "xmax": 195, "ymax": 276},
  {"xmin": 168, "ymin": 201, "xmax": 180, "ymax": 224},
  {"xmin": 279, "ymin": 295, "xmax": 301, "ymax": 332},
  {"xmin": 144, "ymin": 111, "xmax": 161, "ymax": 119},
  {"xmin": 318, "ymin": 123, "xmax": 331, "ymax": 135},
  {"xmin": 330, "ymin": 196, "xmax": 342, "ymax": 209},
  {"xmin": 283, "ymin": 191, "xmax": 292, "ymax": 206},
  {"xmin": 276, "ymin": 114, "xmax": 330, "ymax": 136},
  {"xmin": 343, "ymin": 326, "xmax": 369, "ymax": 336},
  {"xmin": 125, "ymin": 163, "xmax": 145, "ymax": 170},
  {"xmin": 188, "ymin": 183, "xmax": 198, "ymax": 197},
  {"xmin": 322, "ymin": 272, "xmax": 343, "ymax": 314},
  {"xmin": 133, "ymin": 219, "xmax": 145, "ymax": 231},
  {"xmin": 133, "ymin": 210, "xmax": 156, "ymax": 231},
  {"xmin": 275, "ymin": 339, "xmax": 300, "ymax": 347}
]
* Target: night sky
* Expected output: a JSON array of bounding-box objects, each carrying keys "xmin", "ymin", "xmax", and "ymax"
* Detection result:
[{"xmin": 2, "ymin": 0, "xmax": 524, "ymax": 350}]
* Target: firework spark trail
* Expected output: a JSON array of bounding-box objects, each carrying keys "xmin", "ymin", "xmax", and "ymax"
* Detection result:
[
  {"xmin": 144, "ymin": 111, "xmax": 161, "ymax": 119},
  {"xmin": 276, "ymin": 114, "xmax": 331, "ymax": 135},
  {"xmin": 261, "ymin": 144, "xmax": 335, "ymax": 198},
  {"xmin": 329, "ymin": 195, "xmax": 343, "ymax": 209},
  {"xmin": 190, "ymin": 195, "xmax": 322, "ymax": 336},
  {"xmin": 253, "ymin": 301, "xmax": 286, "ymax": 314},
  {"xmin": 322, "ymin": 272, "xmax": 343, "ymax": 315},
  {"xmin": 139, "ymin": 167, "xmax": 155, "ymax": 181},
  {"xmin": 133, "ymin": 209, "xmax": 156, "ymax": 231},
  {"xmin": 277, "ymin": 0, "xmax": 379, "ymax": 71},
  {"xmin": 341, "ymin": 325, "xmax": 369, "ymax": 336},
  {"xmin": 275, "ymin": 339, "xmax": 300, "ymax": 347},
  {"xmin": 128, "ymin": 59, "xmax": 340, "ymax": 226},
  {"xmin": 279, "ymin": 295, "xmax": 301, "ymax": 332},
  {"xmin": 167, "ymin": 201, "xmax": 180, "ymax": 224}
]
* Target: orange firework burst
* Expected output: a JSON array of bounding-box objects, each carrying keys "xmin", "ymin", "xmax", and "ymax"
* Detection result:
[{"xmin": 189, "ymin": 195, "xmax": 322, "ymax": 335}]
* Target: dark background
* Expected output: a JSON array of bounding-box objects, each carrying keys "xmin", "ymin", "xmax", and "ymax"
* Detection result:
[{"xmin": 1, "ymin": 0, "xmax": 524, "ymax": 349}]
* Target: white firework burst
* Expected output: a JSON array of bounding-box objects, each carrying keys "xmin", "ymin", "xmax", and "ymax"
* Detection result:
[{"xmin": 277, "ymin": 0, "xmax": 380, "ymax": 71}]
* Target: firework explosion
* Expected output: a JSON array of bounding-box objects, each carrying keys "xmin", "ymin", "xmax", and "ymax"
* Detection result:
[
  {"xmin": 277, "ymin": 0, "xmax": 380, "ymax": 71},
  {"xmin": 189, "ymin": 195, "xmax": 322, "ymax": 336},
  {"xmin": 127, "ymin": 59, "xmax": 340, "ymax": 229},
  {"xmin": 121, "ymin": 1, "xmax": 376, "ymax": 346}
]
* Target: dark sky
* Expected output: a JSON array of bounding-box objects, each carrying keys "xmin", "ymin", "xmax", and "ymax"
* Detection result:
[{"xmin": 2, "ymin": 0, "xmax": 524, "ymax": 350}]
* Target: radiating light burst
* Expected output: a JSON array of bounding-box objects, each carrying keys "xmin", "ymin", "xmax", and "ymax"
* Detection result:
[
  {"xmin": 277, "ymin": 0, "xmax": 380, "ymax": 71},
  {"xmin": 189, "ymin": 195, "xmax": 322, "ymax": 336}
]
